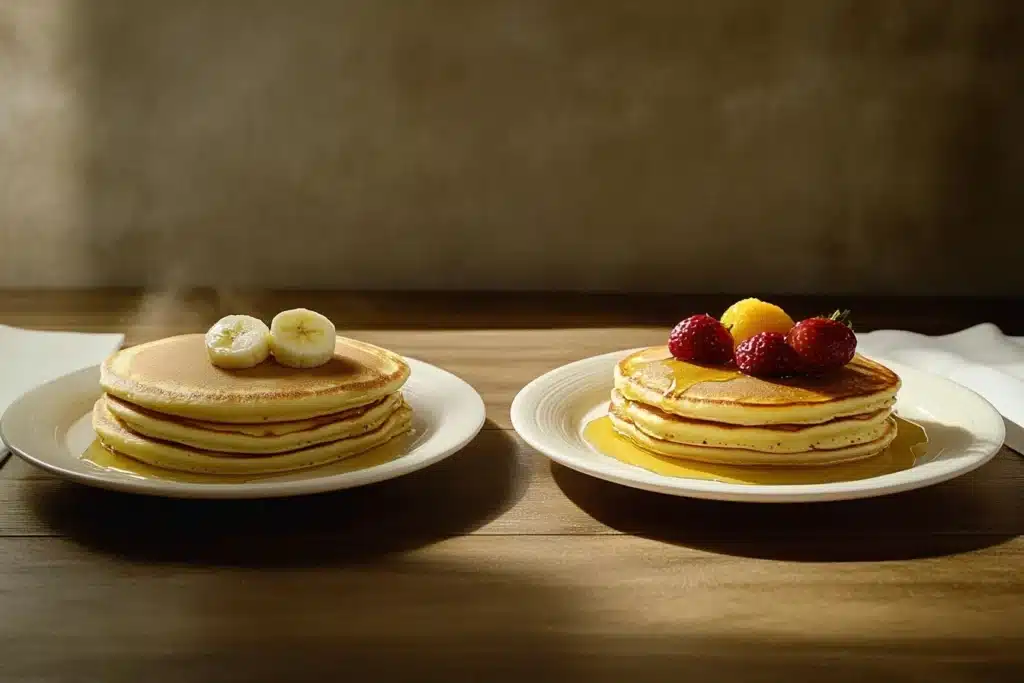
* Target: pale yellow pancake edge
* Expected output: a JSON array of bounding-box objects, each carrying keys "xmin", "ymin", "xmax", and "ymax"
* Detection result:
[
  {"xmin": 93, "ymin": 399, "xmax": 414, "ymax": 475},
  {"xmin": 105, "ymin": 392, "xmax": 406, "ymax": 455},
  {"xmin": 609, "ymin": 412, "xmax": 898, "ymax": 466},
  {"xmin": 610, "ymin": 390, "xmax": 893, "ymax": 454}
]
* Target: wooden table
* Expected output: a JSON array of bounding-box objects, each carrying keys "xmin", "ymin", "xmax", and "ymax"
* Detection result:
[{"xmin": 1, "ymin": 291, "xmax": 1022, "ymax": 682}]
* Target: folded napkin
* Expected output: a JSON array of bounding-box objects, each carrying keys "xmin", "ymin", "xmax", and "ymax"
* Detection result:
[
  {"xmin": 0, "ymin": 324, "xmax": 124, "ymax": 462},
  {"xmin": 858, "ymin": 323, "xmax": 1024, "ymax": 454}
]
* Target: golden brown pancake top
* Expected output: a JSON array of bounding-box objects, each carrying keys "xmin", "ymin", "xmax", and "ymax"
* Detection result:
[
  {"xmin": 100, "ymin": 334, "xmax": 410, "ymax": 422},
  {"xmin": 104, "ymin": 334, "xmax": 407, "ymax": 401},
  {"xmin": 617, "ymin": 347, "xmax": 900, "ymax": 407}
]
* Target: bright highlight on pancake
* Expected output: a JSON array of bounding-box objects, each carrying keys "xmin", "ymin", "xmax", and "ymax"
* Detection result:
[{"xmin": 93, "ymin": 317, "xmax": 413, "ymax": 476}]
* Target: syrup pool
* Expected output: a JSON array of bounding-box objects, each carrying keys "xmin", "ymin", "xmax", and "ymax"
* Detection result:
[
  {"xmin": 81, "ymin": 432, "xmax": 415, "ymax": 484},
  {"xmin": 582, "ymin": 415, "xmax": 928, "ymax": 485}
]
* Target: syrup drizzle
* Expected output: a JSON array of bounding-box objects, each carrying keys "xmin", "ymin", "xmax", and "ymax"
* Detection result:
[{"xmin": 583, "ymin": 415, "xmax": 927, "ymax": 485}]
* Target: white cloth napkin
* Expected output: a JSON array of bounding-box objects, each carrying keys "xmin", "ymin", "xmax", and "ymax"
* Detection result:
[
  {"xmin": 858, "ymin": 323, "xmax": 1024, "ymax": 454},
  {"xmin": 0, "ymin": 324, "xmax": 124, "ymax": 461}
]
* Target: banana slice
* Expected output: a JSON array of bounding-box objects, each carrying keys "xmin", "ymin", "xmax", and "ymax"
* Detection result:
[
  {"xmin": 205, "ymin": 315, "xmax": 271, "ymax": 369},
  {"xmin": 269, "ymin": 308, "xmax": 337, "ymax": 368}
]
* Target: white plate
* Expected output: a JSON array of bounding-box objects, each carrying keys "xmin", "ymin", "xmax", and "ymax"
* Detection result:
[
  {"xmin": 1, "ymin": 358, "xmax": 485, "ymax": 499},
  {"xmin": 511, "ymin": 349, "xmax": 1006, "ymax": 503}
]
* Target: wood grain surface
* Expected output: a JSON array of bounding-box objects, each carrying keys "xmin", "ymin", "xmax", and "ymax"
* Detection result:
[{"xmin": 1, "ymin": 291, "xmax": 1022, "ymax": 682}]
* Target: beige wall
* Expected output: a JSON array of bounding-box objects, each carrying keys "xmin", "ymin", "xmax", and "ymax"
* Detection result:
[{"xmin": 1, "ymin": 1, "xmax": 1021, "ymax": 293}]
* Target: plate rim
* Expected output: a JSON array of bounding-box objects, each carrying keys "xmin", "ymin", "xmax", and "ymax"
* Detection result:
[
  {"xmin": 1, "ymin": 357, "xmax": 485, "ymax": 499},
  {"xmin": 511, "ymin": 348, "xmax": 1006, "ymax": 503}
]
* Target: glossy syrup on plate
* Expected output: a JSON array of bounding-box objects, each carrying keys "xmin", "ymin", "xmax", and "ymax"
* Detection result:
[
  {"xmin": 81, "ymin": 432, "xmax": 415, "ymax": 484},
  {"xmin": 582, "ymin": 415, "xmax": 928, "ymax": 485}
]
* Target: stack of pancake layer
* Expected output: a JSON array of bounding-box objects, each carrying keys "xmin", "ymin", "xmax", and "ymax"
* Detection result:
[
  {"xmin": 95, "ymin": 334, "xmax": 412, "ymax": 475},
  {"xmin": 610, "ymin": 347, "xmax": 901, "ymax": 466}
]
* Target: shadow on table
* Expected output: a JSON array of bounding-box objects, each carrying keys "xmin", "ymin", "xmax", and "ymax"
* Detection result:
[
  {"xmin": 27, "ymin": 421, "xmax": 528, "ymax": 567},
  {"xmin": 552, "ymin": 446, "xmax": 1022, "ymax": 562},
  {"xmin": 14, "ymin": 633, "xmax": 1015, "ymax": 683}
]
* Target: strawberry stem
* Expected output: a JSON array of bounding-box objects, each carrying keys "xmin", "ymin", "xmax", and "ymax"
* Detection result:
[{"xmin": 828, "ymin": 309, "xmax": 853, "ymax": 329}]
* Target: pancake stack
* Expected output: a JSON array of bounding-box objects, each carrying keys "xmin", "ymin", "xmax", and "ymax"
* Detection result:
[
  {"xmin": 95, "ymin": 334, "xmax": 412, "ymax": 475},
  {"xmin": 610, "ymin": 347, "xmax": 901, "ymax": 466}
]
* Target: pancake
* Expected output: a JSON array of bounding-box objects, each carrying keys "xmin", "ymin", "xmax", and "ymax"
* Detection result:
[
  {"xmin": 610, "ymin": 390, "xmax": 893, "ymax": 454},
  {"xmin": 104, "ymin": 392, "xmax": 405, "ymax": 454},
  {"xmin": 615, "ymin": 347, "xmax": 899, "ymax": 426},
  {"xmin": 135, "ymin": 395, "xmax": 398, "ymax": 437},
  {"xmin": 93, "ymin": 398, "xmax": 413, "ymax": 475},
  {"xmin": 609, "ymin": 411, "xmax": 898, "ymax": 466},
  {"xmin": 101, "ymin": 334, "xmax": 410, "ymax": 423}
]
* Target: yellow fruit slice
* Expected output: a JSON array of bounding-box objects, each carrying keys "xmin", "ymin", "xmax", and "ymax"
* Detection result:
[{"xmin": 720, "ymin": 298, "xmax": 795, "ymax": 347}]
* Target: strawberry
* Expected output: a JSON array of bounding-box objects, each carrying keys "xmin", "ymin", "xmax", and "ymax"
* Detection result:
[
  {"xmin": 734, "ymin": 332, "xmax": 801, "ymax": 377},
  {"xmin": 786, "ymin": 310, "xmax": 857, "ymax": 373},
  {"xmin": 668, "ymin": 314, "xmax": 734, "ymax": 365}
]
